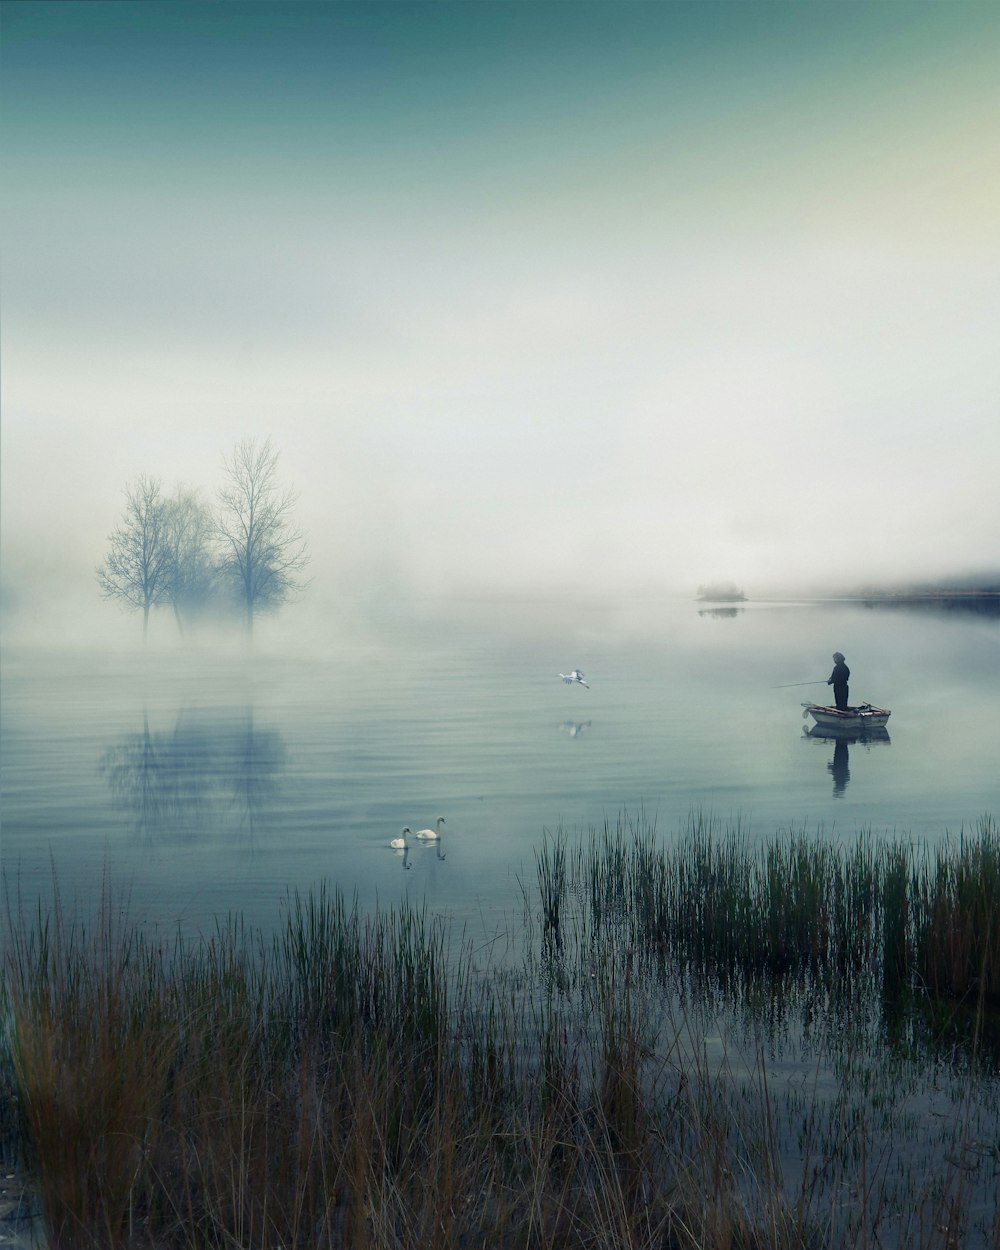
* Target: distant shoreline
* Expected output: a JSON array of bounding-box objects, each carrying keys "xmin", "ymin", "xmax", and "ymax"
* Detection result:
[
  {"xmin": 697, "ymin": 574, "xmax": 1000, "ymax": 607},
  {"xmin": 781, "ymin": 591, "xmax": 999, "ymax": 602},
  {"xmin": 745, "ymin": 590, "xmax": 1000, "ymax": 617},
  {"xmin": 701, "ymin": 591, "xmax": 1000, "ymax": 604}
]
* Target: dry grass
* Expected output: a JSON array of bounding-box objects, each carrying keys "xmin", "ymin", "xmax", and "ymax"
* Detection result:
[{"xmin": 2, "ymin": 816, "xmax": 998, "ymax": 1249}]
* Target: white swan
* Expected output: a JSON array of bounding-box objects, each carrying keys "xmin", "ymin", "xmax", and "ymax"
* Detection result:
[
  {"xmin": 415, "ymin": 817, "xmax": 445, "ymax": 840},
  {"xmin": 390, "ymin": 826, "xmax": 411, "ymax": 850},
  {"xmin": 559, "ymin": 670, "xmax": 589, "ymax": 688}
]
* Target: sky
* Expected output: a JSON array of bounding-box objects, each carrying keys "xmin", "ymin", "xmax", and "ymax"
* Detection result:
[{"xmin": 2, "ymin": 0, "xmax": 998, "ymax": 641}]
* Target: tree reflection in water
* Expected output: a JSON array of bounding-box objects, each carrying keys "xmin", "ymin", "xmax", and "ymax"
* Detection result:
[
  {"xmin": 697, "ymin": 606, "xmax": 744, "ymax": 619},
  {"xmin": 100, "ymin": 708, "xmax": 287, "ymax": 848}
]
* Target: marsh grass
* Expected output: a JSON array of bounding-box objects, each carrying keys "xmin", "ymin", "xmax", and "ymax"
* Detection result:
[
  {"xmin": 915, "ymin": 825, "xmax": 1000, "ymax": 1006},
  {"xmin": 2, "ymin": 815, "xmax": 998, "ymax": 1249},
  {"xmin": 546, "ymin": 813, "xmax": 1000, "ymax": 1018}
]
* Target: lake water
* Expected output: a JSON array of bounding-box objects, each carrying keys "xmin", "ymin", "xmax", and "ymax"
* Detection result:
[{"xmin": 2, "ymin": 595, "xmax": 998, "ymax": 940}]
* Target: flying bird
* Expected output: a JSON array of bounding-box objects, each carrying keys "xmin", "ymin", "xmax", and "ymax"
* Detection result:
[{"xmin": 559, "ymin": 670, "xmax": 590, "ymax": 688}]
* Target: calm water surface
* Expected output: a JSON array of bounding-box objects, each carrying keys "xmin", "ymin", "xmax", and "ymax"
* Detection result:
[{"xmin": 2, "ymin": 596, "xmax": 997, "ymax": 938}]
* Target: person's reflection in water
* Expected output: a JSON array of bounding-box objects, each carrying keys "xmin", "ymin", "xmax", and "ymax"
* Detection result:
[{"xmin": 828, "ymin": 739, "xmax": 850, "ymax": 796}]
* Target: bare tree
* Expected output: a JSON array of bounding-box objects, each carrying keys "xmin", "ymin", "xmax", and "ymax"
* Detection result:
[
  {"xmin": 96, "ymin": 475, "xmax": 172, "ymax": 639},
  {"xmin": 215, "ymin": 439, "xmax": 309, "ymax": 634},
  {"xmin": 162, "ymin": 487, "xmax": 217, "ymax": 635}
]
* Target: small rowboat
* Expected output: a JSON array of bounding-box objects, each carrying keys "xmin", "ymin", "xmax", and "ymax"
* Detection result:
[{"xmin": 802, "ymin": 702, "xmax": 891, "ymax": 731}]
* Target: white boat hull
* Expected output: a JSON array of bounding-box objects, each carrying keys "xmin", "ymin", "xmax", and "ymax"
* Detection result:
[{"xmin": 802, "ymin": 702, "xmax": 891, "ymax": 731}]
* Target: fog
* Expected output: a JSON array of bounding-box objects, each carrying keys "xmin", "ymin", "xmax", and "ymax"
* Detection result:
[{"xmin": 2, "ymin": 1, "xmax": 998, "ymax": 650}]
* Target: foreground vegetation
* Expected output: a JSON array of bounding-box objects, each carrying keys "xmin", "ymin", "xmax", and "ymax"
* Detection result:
[
  {"xmin": 537, "ymin": 813, "xmax": 1000, "ymax": 1009},
  {"xmin": 2, "ymin": 816, "xmax": 998, "ymax": 1249}
]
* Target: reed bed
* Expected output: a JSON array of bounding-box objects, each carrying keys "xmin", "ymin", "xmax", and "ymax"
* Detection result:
[
  {"xmin": 2, "ymin": 815, "xmax": 998, "ymax": 1249},
  {"xmin": 539, "ymin": 813, "xmax": 1000, "ymax": 1011}
]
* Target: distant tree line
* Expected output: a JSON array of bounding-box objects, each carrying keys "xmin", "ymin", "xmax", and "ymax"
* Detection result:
[
  {"xmin": 97, "ymin": 439, "xmax": 309, "ymax": 639},
  {"xmin": 696, "ymin": 581, "xmax": 746, "ymax": 602}
]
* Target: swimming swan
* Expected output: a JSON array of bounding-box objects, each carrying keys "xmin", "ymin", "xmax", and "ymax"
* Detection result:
[
  {"xmin": 390, "ymin": 827, "xmax": 411, "ymax": 850},
  {"xmin": 415, "ymin": 817, "xmax": 445, "ymax": 840}
]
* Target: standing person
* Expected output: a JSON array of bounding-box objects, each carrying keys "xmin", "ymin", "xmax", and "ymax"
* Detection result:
[{"xmin": 827, "ymin": 652, "xmax": 850, "ymax": 710}]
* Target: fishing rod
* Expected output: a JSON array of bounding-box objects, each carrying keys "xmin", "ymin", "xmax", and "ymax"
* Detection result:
[{"xmin": 772, "ymin": 681, "xmax": 829, "ymax": 688}]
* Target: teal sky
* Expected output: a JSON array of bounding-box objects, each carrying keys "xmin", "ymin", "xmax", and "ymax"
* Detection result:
[{"xmin": 2, "ymin": 1, "xmax": 999, "ymax": 637}]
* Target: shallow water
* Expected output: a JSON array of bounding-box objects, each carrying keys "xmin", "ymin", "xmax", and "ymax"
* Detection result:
[
  {"xmin": 3, "ymin": 596, "xmax": 999, "ymax": 1246},
  {"xmin": 2, "ymin": 595, "xmax": 997, "ymax": 938}
]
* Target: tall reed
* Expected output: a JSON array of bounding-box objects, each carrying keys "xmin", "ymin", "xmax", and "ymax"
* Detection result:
[
  {"xmin": 565, "ymin": 814, "xmax": 999, "ymax": 1020},
  {"xmin": 913, "ymin": 818, "xmax": 999, "ymax": 1005},
  {"xmin": 4, "ymin": 890, "xmax": 177, "ymax": 1249},
  {"xmin": 2, "ymin": 814, "xmax": 997, "ymax": 1248}
]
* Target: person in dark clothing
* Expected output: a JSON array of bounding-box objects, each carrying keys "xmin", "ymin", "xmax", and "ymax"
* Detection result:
[{"xmin": 827, "ymin": 652, "xmax": 850, "ymax": 710}]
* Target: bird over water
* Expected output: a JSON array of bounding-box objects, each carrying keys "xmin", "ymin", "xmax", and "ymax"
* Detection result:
[{"xmin": 559, "ymin": 670, "xmax": 590, "ymax": 688}]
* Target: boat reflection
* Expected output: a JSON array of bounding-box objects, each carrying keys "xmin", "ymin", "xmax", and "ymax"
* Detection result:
[
  {"xmin": 100, "ymin": 707, "xmax": 287, "ymax": 848},
  {"xmin": 802, "ymin": 724, "xmax": 891, "ymax": 798}
]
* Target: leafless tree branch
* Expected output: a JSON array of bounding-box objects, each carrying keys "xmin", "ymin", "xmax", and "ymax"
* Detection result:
[
  {"xmin": 96, "ymin": 475, "xmax": 172, "ymax": 640},
  {"xmin": 215, "ymin": 439, "xmax": 310, "ymax": 633}
]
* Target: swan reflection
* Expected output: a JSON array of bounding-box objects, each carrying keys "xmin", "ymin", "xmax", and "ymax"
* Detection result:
[{"xmin": 100, "ymin": 707, "xmax": 287, "ymax": 848}]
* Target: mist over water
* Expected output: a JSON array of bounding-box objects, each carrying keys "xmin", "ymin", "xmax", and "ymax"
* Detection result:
[
  {"xmin": 2, "ymin": 596, "xmax": 997, "ymax": 940},
  {"xmin": 3, "ymin": 2, "xmax": 999, "ymax": 624},
  {"xmin": 2, "ymin": 0, "xmax": 998, "ymax": 939},
  {"xmin": 3, "ymin": 11, "xmax": 998, "ymax": 1240}
]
